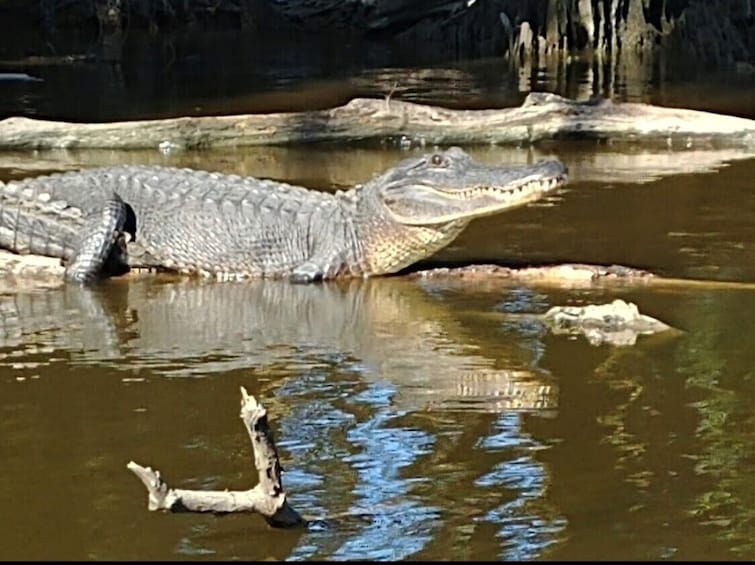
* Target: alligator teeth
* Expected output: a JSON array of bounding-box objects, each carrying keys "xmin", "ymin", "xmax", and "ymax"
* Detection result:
[{"xmin": 131, "ymin": 267, "xmax": 159, "ymax": 274}]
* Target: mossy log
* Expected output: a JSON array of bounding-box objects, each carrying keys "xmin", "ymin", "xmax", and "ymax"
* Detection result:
[{"xmin": 1, "ymin": 93, "xmax": 754, "ymax": 150}]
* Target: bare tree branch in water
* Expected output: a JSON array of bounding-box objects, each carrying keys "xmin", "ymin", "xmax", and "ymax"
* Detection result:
[{"xmin": 127, "ymin": 387, "xmax": 306, "ymax": 528}]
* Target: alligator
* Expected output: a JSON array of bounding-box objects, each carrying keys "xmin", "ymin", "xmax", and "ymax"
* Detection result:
[{"xmin": 0, "ymin": 147, "xmax": 567, "ymax": 284}]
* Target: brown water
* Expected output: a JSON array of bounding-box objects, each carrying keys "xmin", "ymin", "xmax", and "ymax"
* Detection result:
[
  {"xmin": 1, "ymin": 30, "xmax": 755, "ymax": 561},
  {"xmin": 0, "ymin": 142, "xmax": 753, "ymax": 561}
]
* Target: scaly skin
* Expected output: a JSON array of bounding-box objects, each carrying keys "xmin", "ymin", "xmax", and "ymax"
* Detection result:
[{"xmin": 0, "ymin": 147, "xmax": 567, "ymax": 283}]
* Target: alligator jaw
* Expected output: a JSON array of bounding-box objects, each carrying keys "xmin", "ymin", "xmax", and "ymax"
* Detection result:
[
  {"xmin": 377, "ymin": 149, "xmax": 568, "ymax": 226},
  {"xmin": 389, "ymin": 169, "xmax": 566, "ymax": 225}
]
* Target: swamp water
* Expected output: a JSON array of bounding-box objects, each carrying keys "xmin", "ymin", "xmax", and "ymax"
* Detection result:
[{"xmin": 0, "ymin": 30, "xmax": 754, "ymax": 560}]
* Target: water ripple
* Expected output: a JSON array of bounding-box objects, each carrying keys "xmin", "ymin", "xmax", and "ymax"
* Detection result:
[
  {"xmin": 475, "ymin": 411, "xmax": 566, "ymax": 560},
  {"xmin": 285, "ymin": 382, "xmax": 441, "ymax": 561},
  {"xmin": 333, "ymin": 383, "xmax": 439, "ymax": 560}
]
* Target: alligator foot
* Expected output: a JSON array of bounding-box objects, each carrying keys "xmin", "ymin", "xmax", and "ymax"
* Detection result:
[
  {"xmin": 63, "ymin": 192, "xmax": 135, "ymax": 285},
  {"xmin": 289, "ymin": 272, "xmax": 323, "ymax": 284},
  {"xmin": 289, "ymin": 262, "xmax": 325, "ymax": 284}
]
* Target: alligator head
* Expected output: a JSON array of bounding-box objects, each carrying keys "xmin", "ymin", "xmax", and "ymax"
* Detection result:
[{"xmin": 352, "ymin": 146, "xmax": 568, "ymax": 275}]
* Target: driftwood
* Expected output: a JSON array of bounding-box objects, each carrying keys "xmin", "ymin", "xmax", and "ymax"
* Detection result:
[
  {"xmin": 541, "ymin": 299, "xmax": 676, "ymax": 346},
  {"xmin": 469, "ymin": 297, "xmax": 678, "ymax": 347},
  {"xmin": 0, "ymin": 251, "xmax": 68, "ymax": 291},
  {"xmin": 128, "ymin": 387, "xmax": 306, "ymax": 528},
  {"xmin": 408, "ymin": 263, "xmax": 755, "ymax": 291},
  {"xmin": 1, "ymin": 93, "xmax": 754, "ymax": 150}
]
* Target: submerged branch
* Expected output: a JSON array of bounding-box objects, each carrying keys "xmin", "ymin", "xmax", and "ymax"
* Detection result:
[
  {"xmin": 1, "ymin": 93, "xmax": 754, "ymax": 150},
  {"xmin": 127, "ymin": 387, "xmax": 306, "ymax": 528}
]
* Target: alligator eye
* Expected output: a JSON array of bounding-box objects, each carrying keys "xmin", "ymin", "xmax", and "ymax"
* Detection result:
[{"xmin": 430, "ymin": 154, "xmax": 446, "ymax": 167}]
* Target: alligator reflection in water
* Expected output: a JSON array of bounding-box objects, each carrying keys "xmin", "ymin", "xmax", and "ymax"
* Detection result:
[
  {"xmin": 0, "ymin": 278, "xmax": 557, "ymax": 414},
  {"xmin": 0, "ymin": 278, "xmax": 562, "ymax": 559}
]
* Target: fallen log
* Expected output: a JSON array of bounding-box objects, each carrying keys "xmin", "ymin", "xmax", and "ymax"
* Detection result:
[
  {"xmin": 1, "ymin": 93, "xmax": 754, "ymax": 150},
  {"xmin": 128, "ymin": 387, "xmax": 306, "ymax": 528},
  {"xmin": 3, "ymin": 249, "xmax": 754, "ymax": 294}
]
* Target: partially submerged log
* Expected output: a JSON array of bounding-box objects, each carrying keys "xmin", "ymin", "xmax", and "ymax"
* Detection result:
[
  {"xmin": 541, "ymin": 299, "xmax": 676, "ymax": 346},
  {"xmin": 1, "ymin": 93, "xmax": 754, "ymax": 150},
  {"xmin": 128, "ymin": 387, "xmax": 306, "ymax": 528},
  {"xmin": 0, "ymin": 250, "xmax": 67, "ymax": 292},
  {"xmin": 474, "ymin": 298, "xmax": 678, "ymax": 347},
  {"xmin": 3, "ymin": 249, "xmax": 755, "ymax": 293},
  {"xmin": 409, "ymin": 263, "xmax": 755, "ymax": 291},
  {"xmin": 410, "ymin": 263, "xmax": 657, "ymax": 286}
]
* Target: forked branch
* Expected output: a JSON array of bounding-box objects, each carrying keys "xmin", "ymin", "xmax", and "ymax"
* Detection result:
[{"xmin": 127, "ymin": 387, "xmax": 306, "ymax": 528}]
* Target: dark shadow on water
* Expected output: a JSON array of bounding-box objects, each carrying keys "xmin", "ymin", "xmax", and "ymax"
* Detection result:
[{"xmin": 2, "ymin": 22, "xmax": 753, "ymax": 123}]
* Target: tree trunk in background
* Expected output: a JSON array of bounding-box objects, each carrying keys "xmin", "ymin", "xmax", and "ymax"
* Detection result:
[
  {"xmin": 0, "ymin": 1, "xmax": 753, "ymax": 70},
  {"xmin": 502, "ymin": 0, "xmax": 753, "ymax": 66}
]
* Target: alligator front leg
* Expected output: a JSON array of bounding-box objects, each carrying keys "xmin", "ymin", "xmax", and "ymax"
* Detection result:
[{"xmin": 63, "ymin": 192, "xmax": 134, "ymax": 285}]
